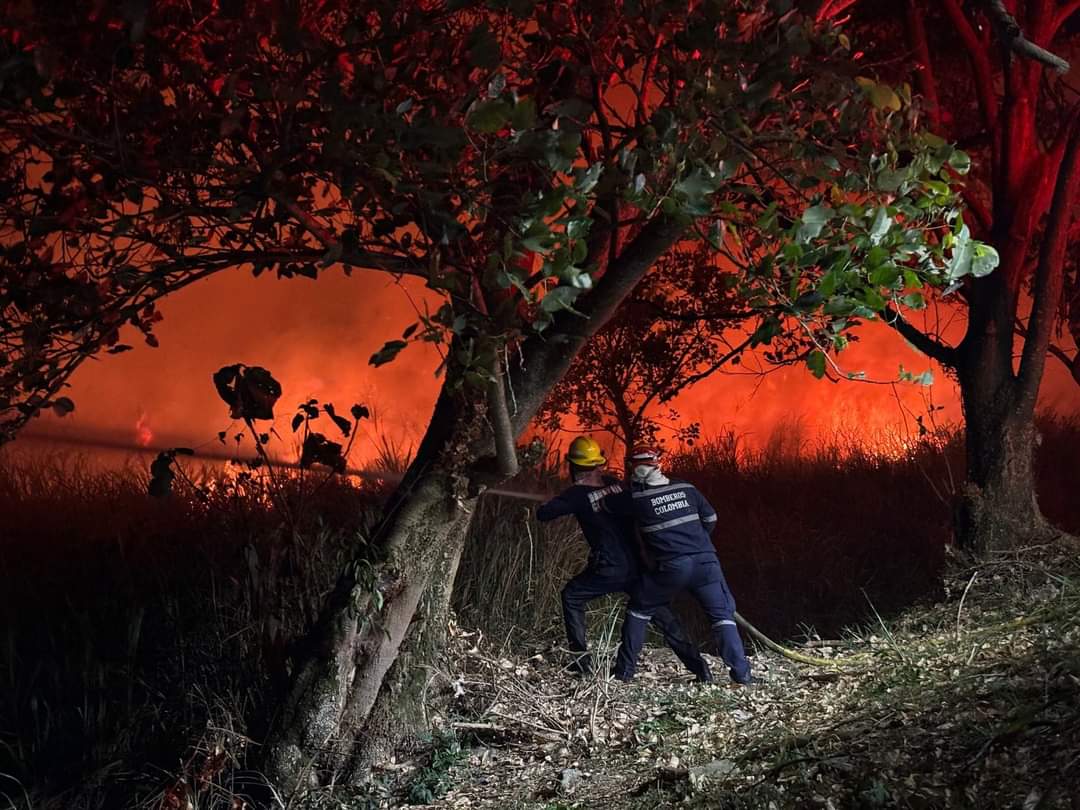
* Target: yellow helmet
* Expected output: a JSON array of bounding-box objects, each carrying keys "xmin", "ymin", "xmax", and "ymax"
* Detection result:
[{"xmin": 567, "ymin": 436, "xmax": 606, "ymax": 468}]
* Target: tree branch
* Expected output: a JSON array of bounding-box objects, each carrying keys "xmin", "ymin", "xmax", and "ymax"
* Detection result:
[
  {"xmin": 985, "ymin": 0, "xmax": 1071, "ymax": 74},
  {"xmin": 1018, "ymin": 118, "xmax": 1080, "ymax": 404},
  {"xmin": 273, "ymin": 194, "xmax": 422, "ymax": 276},
  {"xmin": 1052, "ymin": 0, "xmax": 1080, "ymax": 38},
  {"xmin": 508, "ymin": 217, "xmax": 686, "ymax": 435},
  {"xmin": 942, "ymin": 0, "xmax": 1000, "ymax": 130},
  {"xmin": 1014, "ymin": 317, "xmax": 1080, "ymax": 384},
  {"xmin": 905, "ymin": 0, "xmax": 943, "ymax": 132},
  {"xmin": 816, "ymin": 0, "xmax": 860, "ymax": 21},
  {"xmin": 882, "ymin": 305, "xmax": 959, "ymax": 365},
  {"xmin": 487, "ymin": 359, "xmax": 519, "ymax": 477},
  {"xmin": 676, "ymin": 334, "xmax": 756, "ymax": 391}
]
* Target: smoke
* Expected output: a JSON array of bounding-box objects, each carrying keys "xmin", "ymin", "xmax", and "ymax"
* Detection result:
[
  {"xmin": 24, "ymin": 268, "xmax": 1079, "ymax": 463},
  {"xmin": 672, "ymin": 314, "xmax": 1079, "ymax": 450},
  {"xmin": 31, "ymin": 266, "xmax": 444, "ymax": 467}
]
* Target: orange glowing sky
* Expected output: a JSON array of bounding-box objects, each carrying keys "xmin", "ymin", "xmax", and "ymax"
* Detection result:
[{"xmin": 23, "ymin": 266, "xmax": 1080, "ymax": 464}]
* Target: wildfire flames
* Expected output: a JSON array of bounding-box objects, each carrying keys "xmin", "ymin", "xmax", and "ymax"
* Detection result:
[
  {"xmin": 134, "ymin": 412, "xmax": 154, "ymax": 447},
  {"xmin": 30, "ymin": 270, "xmax": 1079, "ymax": 463}
]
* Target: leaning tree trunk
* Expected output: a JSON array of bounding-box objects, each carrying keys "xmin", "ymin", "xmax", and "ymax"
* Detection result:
[
  {"xmin": 263, "ymin": 384, "xmax": 481, "ymax": 791},
  {"xmin": 341, "ymin": 524, "xmax": 467, "ymax": 785},
  {"xmin": 261, "ymin": 217, "xmax": 685, "ymax": 793}
]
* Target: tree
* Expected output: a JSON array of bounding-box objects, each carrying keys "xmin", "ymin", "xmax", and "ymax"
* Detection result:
[
  {"xmin": 538, "ymin": 240, "xmax": 812, "ymax": 455},
  {"xmin": 0, "ymin": 0, "xmax": 982, "ymax": 791},
  {"xmin": 825, "ymin": 0, "xmax": 1080, "ymax": 551}
]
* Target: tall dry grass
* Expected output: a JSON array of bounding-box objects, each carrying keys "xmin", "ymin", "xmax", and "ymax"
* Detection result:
[
  {"xmin": 453, "ymin": 414, "xmax": 1080, "ymax": 645},
  {"xmin": 0, "ymin": 450, "xmax": 379, "ymax": 809},
  {"xmin": 1, "ymin": 413, "xmax": 1078, "ymax": 807}
]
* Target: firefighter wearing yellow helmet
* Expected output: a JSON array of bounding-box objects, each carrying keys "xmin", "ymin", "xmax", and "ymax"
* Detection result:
[
  {"xmin": 566, "ymin": 436, "xmax": 606, "ymax": 468},
  {"xmin": 535, "ymin": 436, "xmax": 711, "ymax": 681}
]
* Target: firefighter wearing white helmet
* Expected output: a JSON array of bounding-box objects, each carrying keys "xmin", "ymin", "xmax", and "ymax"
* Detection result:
[
  {"xmin": 535, "ymin": 437, "xmax": 711, "ymax": 680},
  {"xmin": 604, "ymin": 445, "xmax": 752, "ymax": 685}
]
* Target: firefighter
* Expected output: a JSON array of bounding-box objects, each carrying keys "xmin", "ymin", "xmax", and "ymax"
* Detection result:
[
  {"xmin": 536, "ymin": 436, "xmax": 711, "ymax": 681},
  {"xmin": 604, "ymin": 445, "xmax": 752, "ymax": 685}
]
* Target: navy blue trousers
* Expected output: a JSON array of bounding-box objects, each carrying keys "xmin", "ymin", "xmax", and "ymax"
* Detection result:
[
  {"xmin": 561, "ymin": 565, "xmax": 709, "ymax": 680},
  {"xmin": 614, "ymin": 552, "xmax": 751, "ymax": 683}
]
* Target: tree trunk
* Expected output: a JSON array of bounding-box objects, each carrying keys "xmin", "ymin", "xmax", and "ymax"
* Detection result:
[
  {"xmin": 342, "ymin": 530, "xmax": 466, "ymax": 785},
  {"xmin": 952, "ymin": 242, "xmax": 1051, "ymax": 553},
  {"xmin": 261, "ymin": 217, "xmax": 685, "ymax": 794},
  {"xmin": 263, "ymin": 384, "xmax": 480, "ymax": 792},
  {"xmin": 954, "ymin": 116, "xmax": 1080, "ymax": 554},
  {"xmin": 955, "ymin": 365, "xmax": 1048, "ymax": 554}
]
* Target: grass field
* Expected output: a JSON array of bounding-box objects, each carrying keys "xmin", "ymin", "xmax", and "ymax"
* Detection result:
[{"xmin": 1, "ymin": 415, "xmax": 1077, "ymax": 808}]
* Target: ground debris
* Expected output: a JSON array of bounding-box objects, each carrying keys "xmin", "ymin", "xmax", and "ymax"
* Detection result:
[{"xmin": 402, "ymin": 546, "xmax": 1080, "ymax": 808}]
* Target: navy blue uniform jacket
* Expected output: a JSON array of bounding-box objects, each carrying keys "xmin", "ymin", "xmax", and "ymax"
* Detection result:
[
  {"xmin": 605, "ymin": 478, "xmax": 718, "ymax": 558},
  {"xmin": 536, "ymin": 476, "xmax": 639, "ymax": 571}
]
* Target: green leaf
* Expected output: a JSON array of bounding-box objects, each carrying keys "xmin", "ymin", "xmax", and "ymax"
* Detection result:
[
  {"xmin": 824, "ymin": 296, "xmax": 854, "ymax": 316},
  {"xmin": 876, "ymin": 167, "xmax": 909, "ymax": 193},
  {"xmin": 675, "ymin": 167, "xmax": 721, "ymax": 200},
  {"xmin": 868, "ymin": 263, "xmax": 900, "ymax": 287},
  {"xmin": 901, "ymin": 291, "xmax": 926, "ymax": 309},
  {"xmin": 540, "ymin": 285, "xmax": 583, "ymax": 314},
  {"xmin": 569, "ymin": 271, "xmax": 593, "ymax": 289},
  {"xmin": 574, "ymin": 162, "xmax": 603, "ymax": 194},
  {"xmin": 923, "ymin": 179, "xmax": 950, "ymax": 196},
  {"xmin": 818, "ymin": 270, "xmax": 838, "ymax": 297},
  {"xmin": 521, "ymin": 220, "xmax": 553, "ymax": 253},
  {"xmin": 862, "ymin": 288, "xmax": 887, "ymax": 311},
  {"xmin": 947, "ymin": 224, "xmax": 973, "ymax": 280},
  {"xmin": 868, "ymin": 207, "xmax": 891, "ymax": 245},
  {"xmin": 566, "ymin": 217, "xmax": 591, "ymax": 239},
  {"xmin": 859, "ymin": 78, "xmax": 901, "ymax": 111},
  {"xmin": 970, "ymin": 242, "xmax": 999, "ymax": 277},
  {"xmin": 369, "ymin": 339, "xmax": 409, "ymax": 367},
  {"xmin": 865, "ymin": 245, "xmax": 890, "ymax": 269},
  {"xmin": 948, "ymin": 150, "xmax": 972, "ymax": 175},
  {"xmin": 467, "ymin": 98, "xmax": 512, "ymax": 133},
  {"xmin": 510, "ymin": 97, "xmax": 536, "ymax": 130},
  {"xmin": 798, "ymin": 205, "xmax": 831, "ymax": 242},
  {"xmin": 807, "ymin": 350, "xmax": 827, "ymax": 379}
]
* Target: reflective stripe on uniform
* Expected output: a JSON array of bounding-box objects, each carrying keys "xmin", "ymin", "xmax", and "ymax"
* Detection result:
[
  {"xmin": 712, "ymin": 620, "xmax": 736, "ymax": 627},
  {"xmin": 640, "ymin": 513, "xmax": 701, "ymax": 533},
  {"xmin": 702, "ymin": 514, "xmax": 717, "ymax": 523},
  {"xmin": 628, "ymin": 610, "xmax": 652, "ymax": 621},
  {"xmin": 632, "ymin": 483, "xmax": 691, "ymax": 499},
  {"xmin": 587, "ymin": 483, "xmax": 623, "ymax": 512}
]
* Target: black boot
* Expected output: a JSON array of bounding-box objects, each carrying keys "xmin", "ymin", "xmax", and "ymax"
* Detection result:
[{"xmin": 568, "ymin": 651, "xmax": 593, "ymax": 676}]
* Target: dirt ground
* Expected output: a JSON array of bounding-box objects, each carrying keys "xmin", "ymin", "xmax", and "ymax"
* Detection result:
[{"xmin": 345, "ymin": 545, "xmax": 1080, "ymax": 809}]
